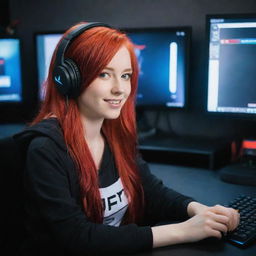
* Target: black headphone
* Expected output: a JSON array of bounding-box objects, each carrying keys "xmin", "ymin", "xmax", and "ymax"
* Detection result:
[{"xmin": 52, "ymin": 22, "xmax": 112, "ymax": 98}]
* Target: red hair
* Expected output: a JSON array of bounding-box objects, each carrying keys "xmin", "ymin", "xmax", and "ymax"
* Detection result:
[{"xmin": 32, "ymin": 22, "xmax": 144, "ymax": 223}]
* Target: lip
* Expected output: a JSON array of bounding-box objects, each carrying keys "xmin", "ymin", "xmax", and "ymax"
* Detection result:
[
  {"xmin": 104, "ymin": 98, "xmax": 123, "ymax": 101},
  {"xmin": 103, "ymin": 99, "xmax": 123, "ymax": 108}
]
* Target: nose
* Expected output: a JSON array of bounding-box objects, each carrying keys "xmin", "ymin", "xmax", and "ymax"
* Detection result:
[{"xmin": 111, "ymin": 78, "xmax": 125, "ymax": 95}]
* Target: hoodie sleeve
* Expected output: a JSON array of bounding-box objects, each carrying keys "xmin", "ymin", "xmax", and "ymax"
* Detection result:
[
  {"xmin": 137, "ymin": 157, "xmax": 195, "ymax": 225},
  {"xmin": 24, "ymin": 137, "xmax": 152, "ymax": 255}
]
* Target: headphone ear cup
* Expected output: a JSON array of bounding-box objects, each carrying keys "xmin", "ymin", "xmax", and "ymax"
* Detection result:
[
  {"xmin": 64, "ymin": 58, "xmax": 81, "ymax": 98},
  {"xmin": 53, "ymin": 62, "xmax": 72, "ymax": 97}
]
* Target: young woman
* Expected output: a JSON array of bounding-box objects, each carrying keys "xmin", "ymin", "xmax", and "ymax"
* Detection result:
[{"xmin": 15, "ymin": 22, "xmax": 239, "ymax": 255}]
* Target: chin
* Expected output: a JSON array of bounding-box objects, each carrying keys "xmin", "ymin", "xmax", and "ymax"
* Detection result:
[
  {"xmin": 104, "ymin": 111, "xmax": 121, "ymax": 120},
  {"xmin": 105, "ymin": 115, "xmax": 121, "ymax": 120}
]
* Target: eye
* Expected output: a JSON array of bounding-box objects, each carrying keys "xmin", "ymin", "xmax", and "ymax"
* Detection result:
[
  {"xmin": 122, "ymin": 73, "xmax": 132, "ymax": 81},
  {"xmin": 98, "ymin": 72, "xmax": 110, "ymax": 79}
]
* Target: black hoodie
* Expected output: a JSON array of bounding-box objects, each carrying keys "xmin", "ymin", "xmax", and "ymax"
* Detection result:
[{"xmin": 14, "ymin": 118, "xmax": 194, "ymax": 256}]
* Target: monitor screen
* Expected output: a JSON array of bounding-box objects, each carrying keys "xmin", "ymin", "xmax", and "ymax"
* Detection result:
[
  {"xmin": 206, "ymin": 14, "xmax": 256, "ymax": 114},
  {"xmin": 36, "ymin": 33, "xmax": 62, "ymax": 99},
  {"xmin": 0, "ymin": 38, "xmax": 22, "ymax": 102},
  {"xmin": 125, "ymin": 27, "xmax": 190, "ymax": 108}
]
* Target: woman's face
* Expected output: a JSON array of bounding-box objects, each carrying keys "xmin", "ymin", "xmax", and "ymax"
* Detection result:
[{"xmin": 78, "ymin": 46, "xmax": 132, "ymax": 122}]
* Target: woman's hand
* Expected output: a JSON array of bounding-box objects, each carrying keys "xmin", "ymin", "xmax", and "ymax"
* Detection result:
[
  {"xmin": 184, "ymin": 202, "xmax": 240, "ymax": 242},
  {"xmin": 180, "ymin": 205, "xmax": 240, "ymax": 242},
  {"xmin": 187, "ymin": 202, "xmax": 240, "ymax": 232},
  {"xmin": 152, "ymin": 202, "xmax": 240, "ymax": 248},
  {"xmin": 152, "ymin": 207, "xmax": 229, "ymax": 248},
  {"xmin": 208, "ymin": 204, "xmax": 240, "ymax": 232}
]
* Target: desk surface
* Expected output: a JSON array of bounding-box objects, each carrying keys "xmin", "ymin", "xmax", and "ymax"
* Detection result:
[{"xmin": 131, "ymin": 162, "xmax": 256, "ymax": 256}]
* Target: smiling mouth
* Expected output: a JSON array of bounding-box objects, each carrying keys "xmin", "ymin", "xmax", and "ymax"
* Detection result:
[{"xmin": 104, "ymin": 99, "xmax": 122, "ymax": 105}]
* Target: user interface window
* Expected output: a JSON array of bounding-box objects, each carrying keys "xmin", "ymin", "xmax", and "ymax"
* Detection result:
[{"xmin": 207, "ymin": 17, "xmax": 256, "ymax": 114}]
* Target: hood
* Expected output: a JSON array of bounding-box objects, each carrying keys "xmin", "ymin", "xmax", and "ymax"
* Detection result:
[{"xmin": 13, "ymin": 118, "xmax": 67, "ymax": 152}]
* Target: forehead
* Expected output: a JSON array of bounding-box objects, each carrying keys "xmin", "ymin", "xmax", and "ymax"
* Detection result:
[{"xmin": 106, "ymin": 46, "xmax": 132, "ymax": 69}]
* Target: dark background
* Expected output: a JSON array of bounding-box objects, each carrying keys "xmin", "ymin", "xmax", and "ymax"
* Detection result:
[{"xmin": 1, "ymin": 0, "xmax": 256, "ymax": 141}]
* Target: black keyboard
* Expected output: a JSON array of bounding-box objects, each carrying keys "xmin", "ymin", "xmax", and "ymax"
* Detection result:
[{"xmin": 225, "ymin": 195, "xmax": 256, "ymax": 247}]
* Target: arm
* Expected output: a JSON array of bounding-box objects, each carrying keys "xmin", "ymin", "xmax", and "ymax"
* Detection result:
[
  {"xmin": 137, "ymin": 157, "xmax": 194, "ymax": 223},
  {"xmin": 136, "ymin": 158, "xmax": 239, "ymax": 247},
  {"xmin": 151, "ymin": 202, "xmax": 240, "ymax": 248}
]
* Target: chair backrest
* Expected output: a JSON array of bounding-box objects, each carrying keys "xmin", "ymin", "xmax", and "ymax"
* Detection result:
[{"xmin": 0, "ymin": 136, "xmax": 26, "ymax": 254}]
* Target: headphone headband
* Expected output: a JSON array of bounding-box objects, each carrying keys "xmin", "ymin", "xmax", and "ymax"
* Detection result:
[
  {"xmin": 55, "ymin": 22, "xmax": 112, "ymax": 67},
  {"xmin": 53, "ymin": 22, "xmax": 112, "ymax": 98}
]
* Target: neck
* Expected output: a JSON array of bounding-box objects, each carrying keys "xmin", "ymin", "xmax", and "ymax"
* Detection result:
[
  {"xmin": 80, "ymin": 114, "xmax": 104, "ymax": 142},
  {"xmin": 80, "ymin": 115, "xmax": 105, "ymax": 170}
]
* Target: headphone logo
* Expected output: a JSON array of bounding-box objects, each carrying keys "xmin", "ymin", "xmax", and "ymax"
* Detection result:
[{"xmin": 54, "ymin": 75, "xmax": 63, "ymax": 85}]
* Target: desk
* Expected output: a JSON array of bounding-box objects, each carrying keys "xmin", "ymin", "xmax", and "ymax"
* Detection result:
[{"xmin": 131, "ymin": 163, "xmax": 256, "ymax": 256}]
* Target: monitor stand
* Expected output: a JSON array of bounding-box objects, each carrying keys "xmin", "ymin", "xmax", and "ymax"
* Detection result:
[
  {"xmin": 219, "ymin": 161, "xmax": 256, "ymax": 186},
  {"xmin": 137, "ymin": 110, "xmax": 176, "ymax": 140}
]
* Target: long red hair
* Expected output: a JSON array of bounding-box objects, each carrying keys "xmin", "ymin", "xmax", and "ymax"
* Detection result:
[{"xmin": 32, "ymin": 22, "xmax": 144, "ymax": 223}]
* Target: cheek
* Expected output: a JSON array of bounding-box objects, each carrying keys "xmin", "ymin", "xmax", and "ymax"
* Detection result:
[
  {"xmin": 80, "ymin": 86, "xmax": 104, "ymax": 102},
  {"xmin": 78, "ymin": 90, "xmax": 98, "ymax": 110},
  {"xmin": 126, "ymin": 83, "xmax": 132, "ymax": 97},
  {"xmin": 122, "ymin": 85, "xmax": 132, "ymax": 106}
]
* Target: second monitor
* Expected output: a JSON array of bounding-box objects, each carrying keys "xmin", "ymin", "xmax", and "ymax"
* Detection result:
[{"xmin": 125, "ymin": 27, "xmax": 191, "ymax": 108}]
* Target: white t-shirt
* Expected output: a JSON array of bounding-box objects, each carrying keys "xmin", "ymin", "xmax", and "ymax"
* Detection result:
[{"xmin": 100, "ymin": 178, "xmax": 128, "ymax": 226}]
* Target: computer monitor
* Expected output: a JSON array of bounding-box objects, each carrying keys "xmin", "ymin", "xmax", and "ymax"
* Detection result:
[
  {"xmin": 0, "ymin": 38, "xmax": 22, "ymax": 103},
  {"xmin": 35, "ymin": 33, "xmax": 62, "ymax": 99},
  {"xmin": 124, "ymin": 27, "xmax": 191, "ymax": 108},
  {"xmin": 206, "ymin": 14, "xmax": 256, "ymax": 115}
]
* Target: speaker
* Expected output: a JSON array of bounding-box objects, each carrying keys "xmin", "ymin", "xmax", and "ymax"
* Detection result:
[
  {"xmin": 220, "ymin": 162, "xmax": 256, "ymax": 186},
  {"xmin": 52, "ymin": 22, "xmax": 111, "ymax": 98}
]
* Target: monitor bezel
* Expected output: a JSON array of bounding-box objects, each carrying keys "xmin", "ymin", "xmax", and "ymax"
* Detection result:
[
  {"xmin": 121, "ymin": 26, "xmax": 192, "ymax": 110},
  {"xmin": 205, "ymin": 13, "xmax": 256, "ymax": 119}
]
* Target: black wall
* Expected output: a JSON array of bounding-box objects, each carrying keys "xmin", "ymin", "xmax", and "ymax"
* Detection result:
[
  {"xmin": 0, "ymin": 0, "xmax": 9, "ymax": 29},
  {"xmin": 4, "ymin": 0, "xmax": 256, "ymax": 140}
]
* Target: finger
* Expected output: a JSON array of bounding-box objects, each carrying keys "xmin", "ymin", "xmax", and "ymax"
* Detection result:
[
  {"xmin": 211, "ymin": 221, "xmax": 228, "ymax": 234},
  {"xmin": 210, "ymin": 205, "xmax": 237, "ymax": 230},
  {"xmin": 224, "ymin": 208, "xmax": 239, "ymax": 231},
  {"xmin": 211, "ymin": 205, "xmax": 231, "ymax": 217},
  {"xmin": 229, "ymin": 209, "xmax": 236, "ymax": 231},
  {"xmin": 229, "ymin": 209, "xmax": 240, "ymax": 231},
  {"xmin": 206, "ymin": 211, "xmax": 229, "ymax": 225},
  {"xmin": 208, "ymin": 229, "xmax": 222, "ymax": 239}
]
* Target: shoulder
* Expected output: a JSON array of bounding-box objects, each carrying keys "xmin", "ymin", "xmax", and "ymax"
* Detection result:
[
  {"xmin": 28, "ymin": 136, "xmax": 58, "ymax": 152},
  {"xmin": 27, "ymin": 136, "xmax": 66, "ymax": 163},
  {"xmin": 25, "ymin": 136, "xmax": 71, "ymax": 177}
]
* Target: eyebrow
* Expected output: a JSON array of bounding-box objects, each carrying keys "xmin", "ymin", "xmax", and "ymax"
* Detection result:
[{"xmin": 103, "ymin": 67, "xmax": 133, "ymax": 72}]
